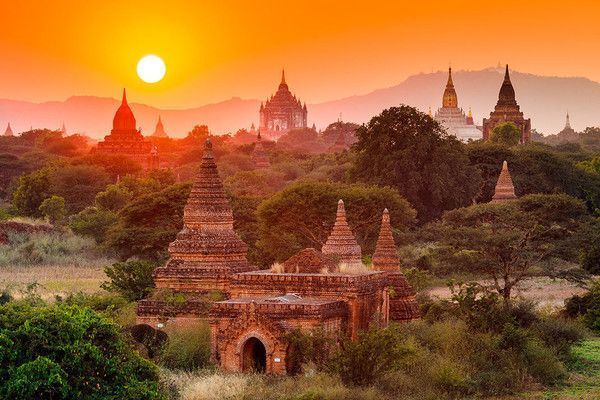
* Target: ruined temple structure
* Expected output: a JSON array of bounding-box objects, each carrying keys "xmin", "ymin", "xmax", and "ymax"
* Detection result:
[
  {"xmin": 93, "ymin": 89, "xmax": 157, "ymax": 169},
  {"xmin": 483, "ymin": 65, "xmax": 531, "ymax": 143},
  {"xmin": 556, "ymin": 112, "xmax": 578, "ymax": 142},
  {"xmin": 491, "ymin": 160, "xmax": 517, "ymax": 203},
  {"xmin": 137, "ymin": 140, "xmax": 419, "ymax": 374},
  {"xmin": 3, "ymin": 123, "xmax": 13, "ymax": 137},
  {"xmin": 259, "ymin": 69, "xmax": 308, "ymax": 140},
  {"xmin": 252, "ymin": 131, "xmax": 271, "ymax": 169},
  {"xmin": 152, "ymin": 115, "xmax": 168, "ymax": 138},
  {"xmin": 433, "ymin": 67, "xmax": 482, "ymax": 141}
]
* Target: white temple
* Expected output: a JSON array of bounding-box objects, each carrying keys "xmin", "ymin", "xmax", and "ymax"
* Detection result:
[{"xmin": 433, "ymin": 68, "xmax": 482, "ymax": 141}]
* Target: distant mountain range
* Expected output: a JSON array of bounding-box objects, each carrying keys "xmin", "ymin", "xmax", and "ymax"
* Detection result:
[{"xmin": 1, "ymin": 67, "xmax": 599, "ymax": 139}]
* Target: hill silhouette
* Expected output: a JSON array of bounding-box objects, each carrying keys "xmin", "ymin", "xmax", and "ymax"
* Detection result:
[{"xmin": 1, "ymin": 67, "xmax": 599, "ymax": 138}]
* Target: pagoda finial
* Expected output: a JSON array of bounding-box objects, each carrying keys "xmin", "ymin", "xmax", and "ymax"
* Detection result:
[
  {"xmin": 565, "ymin": 111, "xmax": 571, "ymax": 129},
  {"xmin": 442, "ymin": 66, "xmax": 458, "ymax": 108},
  {"xmin": 257, "ymin": 129, "xmax": 262, "ymax": 140},
  {"xmin": 122, "ymin": 88, "xmax": 128, "ymax": 105},
  {"xmin": 281, "ymin": 68, "xmax": 286, "ymax": 85},
  {"xmin": 504, "ymin": 64, "xmax": 510, "ymax": 82}
]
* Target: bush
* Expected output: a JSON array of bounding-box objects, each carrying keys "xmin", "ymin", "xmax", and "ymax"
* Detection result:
[
  {"xmin": 101, "ymin": 260, "xmax": 157, "ymax": 301},
  {"xmin": 157, "ymin": 322, "xmax": 212, "ymax": 370},
  {"xmin": 565, "ymin": 279, "xmax": 600, "ymax": 333},
  {"xmin": 0, "ymin": 301, "xmax": 163, "ymax": 399}
]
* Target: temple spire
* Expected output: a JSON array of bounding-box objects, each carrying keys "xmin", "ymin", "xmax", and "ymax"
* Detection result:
[
  {"xmin": 122, "ymin": 88, "xmax": 128, "ymax": 105},
  {"xmin": 565, "ymin": 112, "xmax": 571, "ymax": 129},
  {"xmin": 491, "ymin": 160, "xmax": 517, "ymax": 203},
  {"xmin": 442, "ymin": 67, "xmax": 458, "ymax": 108},
  {"xmin": 372, "ymin": 209, "xmax": 401, "ymax": 272},
  {"xmin": 281, "ymin": 68, "xmax": 286, "ymax": 85},
  {"xmin": 321, "ymin": 200, "xmax": 362, "ymax": 266},
  {"xmin": 497, "ymin": 64, "xmax": 517, "ymax": 107},
  {"xmin": 4, "ymin": 123, "xmax": 14, "ymax": 137}
]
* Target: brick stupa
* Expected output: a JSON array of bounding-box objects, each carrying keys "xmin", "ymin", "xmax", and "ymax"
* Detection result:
[
  {"xmin": 252, "ymin": 131, "xmax": 270, "ymax": 169},
  {"xmin": 152, "ymin": 139, "xmax": 257, "ymax": 293},
  {"xmin": 491, "ymin": 160, "xmax": 517, "ymax": 203},
  {"xmin": 372, "ymin": 208, "xmax": 419, "ymax": 321},
  {"xmin": 321, "ymin": 200, "xmax": 362, "ymax": 266}
]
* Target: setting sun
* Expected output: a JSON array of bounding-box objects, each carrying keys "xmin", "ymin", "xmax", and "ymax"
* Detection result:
[{"xmin": 136, "ymin": 55, "xmax": 166, "ymax": 83}]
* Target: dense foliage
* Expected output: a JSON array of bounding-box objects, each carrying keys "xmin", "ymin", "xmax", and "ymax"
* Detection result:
[
  {"xmin": 0, "ymin": 301, "xmax": 163, "ymax": 399},
  {"xmin": 351, "ymin": 105, "xmax": 481, "ymax": 222},
  {"xmin": 256, "ymin": 180, "xmax": 416, "ymax": 265}
]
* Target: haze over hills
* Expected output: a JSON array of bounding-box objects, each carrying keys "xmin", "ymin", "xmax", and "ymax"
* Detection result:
[{"xmin": 1, "ymin": 67, "xmax": 599, "ymax": 139}]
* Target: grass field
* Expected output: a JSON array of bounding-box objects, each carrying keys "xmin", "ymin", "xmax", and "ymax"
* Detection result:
[{"xmin": 0, "ymin": 264, "xmax": 107, "ymax": 299}]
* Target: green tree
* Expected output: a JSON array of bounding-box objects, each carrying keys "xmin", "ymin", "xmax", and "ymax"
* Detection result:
[
  {"xmin": 49, "ymin": 164, "xmax": 110, "ymax": 213},
  {"xmin": 490, "ymin": 122, "xmax": 522, "ymax": 146},
  {"xmin": 0, "ymin": 302, "xmax": 163, "ymax": 399},
  {"xmin": 12, "ymin": 168, "xmax": 51, "ymax": 217},
  {"xmin": 38, "ymin": 195, "xmax": 66, "ymax": 225},
  {"xmin": 101, "ymin": 260, "xmax": 156, "ymax": 301},
  {"xmin": 351, "ymin": 105, "xmax": 481, "ymax": 222},
  {"xmin": 577, "ymin": 156, "xmax": 600, "ymax": 175},
  {"xmin": 256, "ymin": 180, "xmax": 416, "ymax": 265},
  {"xmin": 426, "ymin": 194, "xmax": 589, "ymax": 305},
  {"xmin": 69, "ymin": 207, "xmax": 118, "ymax": 244},
  {"xmin": 95, "ymin": 184, "xmax": 132, "ymax": 212},
  {"xmin": 106, "ymin": 183, "xmax": 191, "ymax": 260}
]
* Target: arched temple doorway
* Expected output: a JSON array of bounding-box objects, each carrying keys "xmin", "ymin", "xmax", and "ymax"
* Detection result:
[{"xmin": 242, "ymin": 337, "xmax": 267, "ymax": 373}]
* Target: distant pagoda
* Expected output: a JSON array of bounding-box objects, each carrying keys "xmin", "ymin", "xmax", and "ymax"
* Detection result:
[
  {"xmin": 372, "ymin": 209, "xmax": 419, "ymax": 321},
  {"xmin": 252, "ymin": 131, "xmax": 270, "ymax": 169},
  {"xmin": 328, "ymin": 129, "xmax": 347, "ymax": 153},
  {"xmin": 491, "ymin": 160, "xmax": 517, "ymax": 203},
  {"xmin": 3, "ymin": 123, "xmax": 13, "ymax": 137},
  {"xmin": 152, "ymin": 116, "xmax": 168, "ymax": 138},
  {"xmin": 483, "ymin": 65, "xmax": 531, "ymax": 143},
  {"xmin": 94, "ymin": 89, "xmax": 156, "ymax": 169},
  {"xmin": 556, "ymin": 112, "xmax": 578, "ymax": 142},
  {"xmin": 259, "ymin": 69, "xmax": 308, "ymax": 140},
  {"xmin": 151, "ymin": 139, "xmax": 257, "ymax": 293},
  {"xmin": 434, "ymin": 67, "xmax": 481, "ymax": 141},
  {"xmin": 321, "ymin": 200, "xmax": 362, "ymax": 266}
]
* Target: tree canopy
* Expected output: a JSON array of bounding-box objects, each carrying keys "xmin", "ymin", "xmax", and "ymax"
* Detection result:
[
  {"xmin": 351, "ymin": 105, "xmax": 481, "ymax": 222},
  {"xmin": 256, "ymin": 180, "xmax": 416, "ymax": 265}
]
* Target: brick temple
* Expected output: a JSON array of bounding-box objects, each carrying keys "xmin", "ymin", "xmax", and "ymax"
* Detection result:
[
  {"xmin": 137, "ymin": 140, "xmax": 419, "ymax": 374},
  {"xmin": 491, "ymin": 160, "xmax": 518, "ymax": 203},
  {"xmin": 482, "ymin": 65, "xmax": 531, "ymax": 144},
  {"xmin": 93, "ymin": 89, "xmax": 159, "ymax": 169}
]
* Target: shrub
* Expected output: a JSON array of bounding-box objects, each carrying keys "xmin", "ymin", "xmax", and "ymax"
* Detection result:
[
  {"xmin": 157, "ymin": 322, "xmax": 212, "ymax": 370},
  {"xmin": 101, "ymin": 260, "xmax": 157, "ymax": 301},
  {"xmin": 69, "ymin": 206, "xmax": 118, "ymax": 244},
  {"xmin": 330, "ymin": 327, "xmax": 413, "ymax": 386},
  {"xmin": 565, "ymin": 279, "xmax": 600, "ymax": 333},
  {"xmin": 38, "ymin": 195, "xmax": 66, "ymax": 225},
  {"xmin": 532, "ymin": 317, "xmax": 586, "ymax": 360},
  {"xmin": 0, "ymin": 301, "xmax": 163, "ymax": 399}
]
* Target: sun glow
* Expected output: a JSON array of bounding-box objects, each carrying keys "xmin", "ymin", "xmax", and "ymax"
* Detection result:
[{"xmin": 137, "ymin": 55, "xmax": 166, "ymax": 83}]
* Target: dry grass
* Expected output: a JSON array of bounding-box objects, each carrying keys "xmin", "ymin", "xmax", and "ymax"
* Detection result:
[{"xmin": 0, "ymin": 264, "xmax": 107, "ymax": 299}]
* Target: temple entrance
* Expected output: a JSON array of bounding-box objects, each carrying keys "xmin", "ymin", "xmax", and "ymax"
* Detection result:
[{"xmin": 242, "ymin": 337, "xmax": 266, "ymax": 373}]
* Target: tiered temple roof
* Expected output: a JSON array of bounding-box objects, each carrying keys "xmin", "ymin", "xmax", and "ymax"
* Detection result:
[
  {"xmin": 321, "ymin": 200, "xmax": 362, "ymax": 266},
  {"xmin": 259, "ymin": 70, "xmax": 308, "ymax": 140},
  {"xmin": 252, "ymin": 131, "xmax": 270, "ymax": 169},
  {"xmin": 483, "ymin": 65, "xmax": 531, "ymax": 143},
  {"xmin": 491, "ymin": 160, "xmax": 517, "ymax": 203},
  {"xmin": 151, "ymin": 139, "xmax": 257, "ymax": 292}
]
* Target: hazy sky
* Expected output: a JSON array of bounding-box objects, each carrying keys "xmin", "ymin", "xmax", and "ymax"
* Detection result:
[{"xmin": 2, "ymin": 0, "xmax": 599, "ymax": 108}]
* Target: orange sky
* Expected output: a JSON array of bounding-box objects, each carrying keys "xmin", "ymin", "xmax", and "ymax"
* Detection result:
[{"xmin": 1, "ymin": 0, "xmax": 599, "ymax": 108}]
